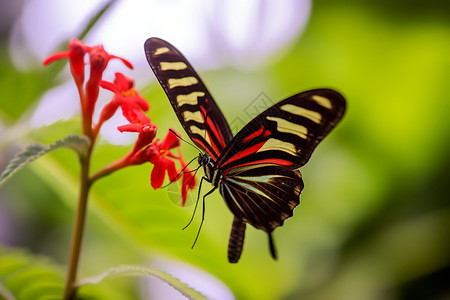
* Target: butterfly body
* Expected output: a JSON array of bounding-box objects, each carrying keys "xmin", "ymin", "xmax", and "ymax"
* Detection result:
[
  {"xmin": 144, "ymin": 37, "xmax": 346, "ymax": 263},
  {"xmin": 198, "ymin": 153, "xmax": 220, "ymax": 187}
]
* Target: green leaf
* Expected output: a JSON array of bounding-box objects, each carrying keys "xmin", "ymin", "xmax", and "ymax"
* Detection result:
[
  {"xmin": 0, "ymin": 134, "xmax": 90, "ymax": 187},
  {"xmin": 77, "ymin": 265, "xmax": 207, "ymax": 300},
  {"xmin": 0, "ymin": 245, "xmax": 64, "ymax": 300}
]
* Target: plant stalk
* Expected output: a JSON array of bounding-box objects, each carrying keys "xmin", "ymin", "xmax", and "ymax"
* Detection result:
[{"xmin": 63, "ymin": 150, "xmax": 92, "ymax": 300}]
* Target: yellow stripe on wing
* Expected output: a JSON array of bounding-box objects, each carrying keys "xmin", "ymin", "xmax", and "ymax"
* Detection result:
[
  {"xmin": 168, "ymin": 77, "xmax": 199, "ymax": 89},
  {"xmin": 160, "ymin": 62, "xmax": 188, "ymax": 71},
  {"xmin": 176, "ymin": 91, "xmax": 205, "ymax": 107},
  {"xmin": 183, "ymin": 110, "xmax": 204, "ymax": 123},
  {"xmin": 266, "ymin": 116, "xmax": 308, "ymax": 139},
  {"xmin": 154, "ymin": 47, "xmax": 170, "ymax": 55},
  {"xmin": 311, "ymin": 95, "xmax": 332, "ymax": 109},
  {"xmin": 257, "ymin": 138, "xmax": 298, "ymax": 156},
  {"xmin": 280, "ymin": 104, "xmax": 322, "ymax": 123}
]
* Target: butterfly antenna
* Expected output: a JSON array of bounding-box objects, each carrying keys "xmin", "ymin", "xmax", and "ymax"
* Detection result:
[
  {"xmin": 169, "ymin": 129, "xmax": 202, "ymax": 153},
  {"xmin": 160, "ymin": 156, "xmax": 198, "ymax": 189}
]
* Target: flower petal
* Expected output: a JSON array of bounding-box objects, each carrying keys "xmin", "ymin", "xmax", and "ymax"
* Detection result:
[
  {"xmin": 98, "ymin": 100, "xmax": 119, "ymax": 124},
  {"xmin": 113, "ymin": 72, "xmax": 134, "ymax": 91},
  {"xmin": 181, "ymin": 171, "xmax": 196, "ymax": 206},
  {"xmin": 161, "ymin": 129, "xmax": 180, "ymax": 150},
  {"xmin": 150, "ymin": 156, "xmax": 177, "ymax": 189},
  {"xmin": 165, "ymin": 158, "xmax": 178, "ymax": 181},
  {"xmin": 100, "ymin": 80, "xmax": 120, "ymax": 94},
  {"xmin": 42, "ymin": 51, "xmax": 69, "ymax": 66},
  {"xmin": 117, "ymin": 123, "xmax": 143, "ymax": 133},
  {"xmin": 150, "ymin": 157, "xmax": 165, "ymax": 189},
  {"xmin": 110, "ymin": 55, "xmax": 134, "ymax": 70},
  {"xmin": 133, "ymin": 124, "xmax": 157, "ymax": 151}
]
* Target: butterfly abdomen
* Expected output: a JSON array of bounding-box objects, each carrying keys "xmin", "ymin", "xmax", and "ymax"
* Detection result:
[{"xmin": 228, "ymin": 217, "xmax": 246, "ymax": 263}]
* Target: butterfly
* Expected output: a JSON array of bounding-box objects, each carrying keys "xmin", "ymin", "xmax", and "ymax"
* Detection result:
[{"xmin": 144, "ymin": 37, "xmax": 346, "ymax": 263}]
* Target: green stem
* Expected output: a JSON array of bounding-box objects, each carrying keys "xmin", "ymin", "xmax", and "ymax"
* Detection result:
[
  {"xmin": 89, "ymin": 154, "xmax": 131, "ymax": 183},
  {"xmin": 63, "ymin": 146, "xmax": 93, "ymax": 300}
]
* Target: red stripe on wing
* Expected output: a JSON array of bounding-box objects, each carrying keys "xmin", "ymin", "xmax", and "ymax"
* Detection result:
[
  {"xmin": 242, "ymin": 126, "xmax": 270, "ymax": 143},
  {"xmin": 192, "ymin": 137, "xmax": 218, "ymax": 160},
  {"xmin": 220, "ymin": 141, "xmax": 266, "ymax": 167},
  {"xmin": 198, "ymin": 105, "xmax": 227, "ymax": 159},
  {"xmin": 202, "ymin": 104, "xmax": 227, "ymax": 149},
  {"xmin": 218, "ymin": 128, "xmax": 272, "ymax": 167},
  {"xmin": 222, "ymin": 159, "xmax": 294, "ymax": 177}
]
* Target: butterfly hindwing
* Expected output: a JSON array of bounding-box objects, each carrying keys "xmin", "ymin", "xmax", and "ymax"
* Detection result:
[
  {"xmin": 220, "ymin": 163, "xmax": 304, "ymax": 233},
  {"xmin": 144, "ymin": 38, "xmax": 233, "ymax": 160}
]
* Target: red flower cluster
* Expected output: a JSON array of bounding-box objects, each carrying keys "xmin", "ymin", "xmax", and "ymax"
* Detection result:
[{"xmin": 43, "ymin": 38, "xmax": 196, "ymax": 205}]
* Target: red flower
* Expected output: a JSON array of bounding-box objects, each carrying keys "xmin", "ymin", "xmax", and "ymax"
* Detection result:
[
  {"xmin": 118, "ymin": 123, "xmax": 157, "ymax": 157},
  {"xmin": 85, "ymin": 46, "xmax": 133, "ymax": 122},
  {"xmin": 99, "ymin": 73, "xmax": 150, "ymax": 126},
  {"xmin": 43, "ymin": 39, "xmax": 133, "ymax": 136},
  {"xmin": 43, "ymin": 38, "xmax": 88, "ymax": 88},
  {"xmin": 43, "ymin": 38, "xmax": 196, "ymax": 205},
  {"xmin": 148, "ymin": 130, "xmax": 181, "ymax": 190}
]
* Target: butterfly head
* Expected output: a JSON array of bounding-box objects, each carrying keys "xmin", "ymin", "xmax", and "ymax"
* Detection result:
[
  {"xmin": 198, "ymin": 153, "xmax": 215, "ymax": 175},
  {"xmin": 198, "ymin": 153, "xmax": 210, "ymax": 167},
  {"xmin": 198, "ymin": 153, "xmax": 219, "ymax": 185}
]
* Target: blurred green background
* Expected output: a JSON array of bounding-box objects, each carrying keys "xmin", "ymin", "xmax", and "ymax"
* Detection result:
[{"xmin": 1, "ymin": 0, "xmax": 449, "ymax": 299}]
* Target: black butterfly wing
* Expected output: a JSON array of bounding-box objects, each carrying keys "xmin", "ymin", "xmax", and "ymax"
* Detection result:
[
  {"xmin": 219, "ymin": 89, "xmax": 345, "ymax": 261},
  {"xmin": 217, "ymin": 89, "xmax": 346, "ymax": 171},
  {"xmin": 221, "ymin": 163, "xmax": 303, "ymax": 231},
  {"xmin": 144, "ymin": 37, "xmax": 233, "ymax": 160}
]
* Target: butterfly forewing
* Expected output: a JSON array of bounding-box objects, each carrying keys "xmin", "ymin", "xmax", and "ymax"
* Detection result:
[
  {"xmin": 217, "ymin": 89, "xmax": 346, "ymax": 171},
  {"xmin": 144, "ymin": 38, "xmax": 233, "ymax": 160}
]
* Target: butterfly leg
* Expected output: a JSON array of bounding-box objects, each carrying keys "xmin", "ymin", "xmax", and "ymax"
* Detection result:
[
  {"xmin": 190, "ymin": 184, "xmax": 216, "ymax": 248},
  {"xmin": 183, "ymin": 175, "xmax": 208, "ymax": 230},
  {"xmin": 268, "ymin": 232, "xmax": 277, "ymax": 259},
  {"xmin": 228, "ymin": 217, "xmax": 246, "ymax": 263}
]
